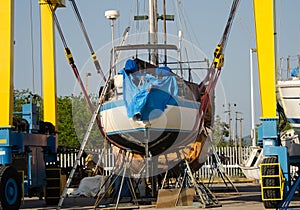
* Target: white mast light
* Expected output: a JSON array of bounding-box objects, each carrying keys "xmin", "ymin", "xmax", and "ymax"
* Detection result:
[
  {"xmin": 105, "ymin": 10, "xmax": 120, "ymax": 74},
  {"xmin": 105, "ymin": 10, "xmax": 120, "ymax": 20}
]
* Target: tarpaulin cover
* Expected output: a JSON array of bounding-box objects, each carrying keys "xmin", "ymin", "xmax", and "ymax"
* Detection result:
[
  {"xmin": 291, "ymin": 67, "xmax": 299, "ymax": 77},
  {"xmin": 118, "ymin": 68, "xmax": 178, "ymax": 120}
]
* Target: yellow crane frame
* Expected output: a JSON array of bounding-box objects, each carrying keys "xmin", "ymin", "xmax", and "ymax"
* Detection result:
[{"xmin": 0, "ymin": 0, "xmax": 65, "ymax": 129}]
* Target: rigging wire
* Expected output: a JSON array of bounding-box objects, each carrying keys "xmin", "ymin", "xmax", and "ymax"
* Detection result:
[
  {"xmin": 128, "ymin": 0, "xmax": 135, "ymax": 29},
  {"xmin": 198, "ymin": 0, "xmax": 240, "ymax": 131},
  {"xmin": 174, "ymin": 0, "xmax": 183, "ymax": 34},
  {"xmin": 176, "ymin": 0, "xmax": 201, "ymax": 58},
  {"xmin": 68, "ymin": 0, "xmax": 106, "ymax": 82},
  {"xmin": 224, "ymin": 0, "xmax": 255, "ymax": 43},
  {"xmin": 218, "ymin": 0, "xmax": 240, "ymax": 50},
  {"xmin": 29, "ymin": 0, "xmax": 35, "ymax": 93},
  {"xmin": 136, "ymin": 0, "xmax": 140, "ymax": 44},
  {"xmin": 175, "ymin": 0, "xmax": 209, "ymax": 79}
]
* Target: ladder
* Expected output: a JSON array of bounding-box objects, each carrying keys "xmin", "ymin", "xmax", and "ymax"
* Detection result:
[
  {"xmin": 93, "ymin": 151, "xmax": 139, "ymax": 209},
  {"xmin": 57, "ymin": 77, "xmax": 110, "ymax": 210},
  {"xmin": 208, "ymin": 147, "xmax": 239, "ymax": 193},
  {"xmin": 176, "ymin": 159, "xmax": 221, "ymax": 208}
]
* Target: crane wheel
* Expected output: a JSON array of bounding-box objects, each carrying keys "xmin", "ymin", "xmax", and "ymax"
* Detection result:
[
  {"xmin": 0, "ymin": 166, "xmax": 22, "ymax": 210},
  {"xmin": 261, "ymin": 156, "xmax": 280, "ymax": 209}
]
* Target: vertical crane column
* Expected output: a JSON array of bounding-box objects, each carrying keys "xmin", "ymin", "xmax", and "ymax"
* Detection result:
[
  {"xmin": 0, "ymin": 0, "xmax": 14, "ymax": 164},
  {"xmin": 39, "ymin": 0, "xmax": 58, "ymax": 129},
  {"xmin": 39, "ymin": 0, "xmax": 65, "ymax": 130},
  {"xmin": 253, "ymin": 0, "xmax": 277, "ymax": 124},
  {"xmin": 0, "ymin": 0, "xmax": 14, "ymax": 128},
  {"xmin": 253, "ymin": 0, "xmax": 289, "ymax": 191}
]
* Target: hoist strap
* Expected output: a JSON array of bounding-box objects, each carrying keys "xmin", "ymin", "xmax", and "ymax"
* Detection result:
[{"xmin": 197, "ymin": 0, "xmax": 240, "ymax": 133}]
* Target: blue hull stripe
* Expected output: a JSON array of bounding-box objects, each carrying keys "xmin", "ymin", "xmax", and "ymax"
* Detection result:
[
  {"xmin": 107, "ymin": 128, "xmax": 192, "ymax": 135},
  {"xmin": 101, "ymin": 99, "xmax": 200, "ymax": 111},
  {"xmin": 287, "ymin": 118, "xmax": 300, "ymax": 124}
]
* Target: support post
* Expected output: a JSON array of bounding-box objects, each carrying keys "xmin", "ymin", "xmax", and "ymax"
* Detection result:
[
  {"xmin": 0, "ymin": 0, "xmax": 14, "ymax": 128},
  {"xmin": 39, "ymin": 0, "xmax": 65, "ymax": 129}
]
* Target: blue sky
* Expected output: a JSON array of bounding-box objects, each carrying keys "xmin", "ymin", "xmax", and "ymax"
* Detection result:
[{"xmin": 13, "ymin": 0, "xmax": 300, "ymax": 137}]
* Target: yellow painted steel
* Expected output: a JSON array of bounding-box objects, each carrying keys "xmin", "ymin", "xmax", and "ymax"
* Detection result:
[
  {"xmin": 0, "ymin": 1, "xmax": 14, "ymax": 127},
  {"xmin": 39, "ymin": 1, "xmax": 58, "ymax": 129},
  {"xmin": 260, "ymin": 163, "xmax": 285, "ymax": 201},
  {"xmin": 0, "ymin": 139, "xmax": 8, "ymax": 144},
  {"xmin": 253, "ymin": 0, "xmax": 277, "ymax": 119}
]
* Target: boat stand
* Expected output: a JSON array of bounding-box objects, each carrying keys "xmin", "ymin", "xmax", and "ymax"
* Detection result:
[
  {"xmin": 93, "ymin": 151, "xmax": 139, "ymax": 210},
  {"xmin": 208, "ymin": 147, "xmax": 239, "ymax": 193},
  {"xmin": 174, "ymin": 159, "xmax": 221, "ymax": 208}
]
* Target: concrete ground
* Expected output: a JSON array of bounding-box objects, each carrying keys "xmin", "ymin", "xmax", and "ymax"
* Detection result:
[{"xmin": 20, "ymin": 183, "xmax": 300, "ymax": 210}]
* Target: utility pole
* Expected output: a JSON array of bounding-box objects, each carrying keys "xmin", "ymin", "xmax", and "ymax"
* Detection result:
[
  {"xmin": 224, "ymin": 103, "xmax": 236, "ymax": 146},
  {"xmin": 235, "ymin": 111, "xmax": 242, "ymax": 164},
  {"xmin": 224, "ymin": 103, "xmax": 232, "ymax": 146},
  {"xmin": 235, "ymin": 111, "xmax": 242, "ymax": 148},
  {"xmin": 239, "ymin": 117, "xmax": 243, "ymax": 147},
  {"xmin": 238, "ymin": 116, "xmax": 243, "ymax": 164},
  {"xmin": 85, "ymin": 72, "xmax": 91, "ymax": 94}
]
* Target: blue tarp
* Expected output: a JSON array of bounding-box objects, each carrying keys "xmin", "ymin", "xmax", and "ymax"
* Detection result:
[
  {"xmin": 156, "ymin": 66, "xmax": 172, "ymax": 76},
  {"xmin": 118, "ymin": 67, "xmax": 178, "ymax": 120},
  {"xmin": 291, "ymin": 67, "xmax": 299, "ymax": 77},
  {"xmin": 124, "ymin": 59, "xmax": 138, "ymax": 73}
]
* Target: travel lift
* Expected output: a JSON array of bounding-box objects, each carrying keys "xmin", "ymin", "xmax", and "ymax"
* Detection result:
[
  {"xmin": 253, "ymin": 0, "xmax": 300, "ymax": 209},
  {"xmin": 0, "ymin": 0, "xmax": 66, "ymax": 209}
]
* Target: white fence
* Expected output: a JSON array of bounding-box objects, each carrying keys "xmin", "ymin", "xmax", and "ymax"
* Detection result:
[
  {"xmin": 196, "ymin": 146, "xmax": 252, "ymax": 179},
  {"xmin": 57, "ymin": 146, "xmax": 253, "ymax": 179}
]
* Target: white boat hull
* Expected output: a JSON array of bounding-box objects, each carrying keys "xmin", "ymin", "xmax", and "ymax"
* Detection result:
[
  {"xmin": 277, "ymin": 79, "xmax": 300, "ymax": 134},
  {"xmin": 100, "ymin": 99, "xmax": 201, "ymax": 155}
]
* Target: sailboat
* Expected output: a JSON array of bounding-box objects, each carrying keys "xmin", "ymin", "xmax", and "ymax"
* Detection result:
[{"xmin": 98, "ymin": 0, "xmax": 237, "ymax": 176}]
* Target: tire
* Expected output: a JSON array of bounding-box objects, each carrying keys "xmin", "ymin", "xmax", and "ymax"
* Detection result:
[
  {"xmin": 261, "ymin": 156, "xmax": 280, "ymax": 209},
  {"xmin": 0, "ymin": 166, "xmax": 22, "ymax": 210}
]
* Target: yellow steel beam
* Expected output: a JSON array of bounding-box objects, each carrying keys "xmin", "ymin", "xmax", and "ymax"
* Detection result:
[
  {"xmin": 39, "ymin": 1, "xmax": 59, "ymax": 129},
  {"xmin": 0, "ymin": 1, "xmax": 14, "ymax": 127},
  {"xmin": 253, "ymin": 0, "xmax": 277, "ymax": 119}
]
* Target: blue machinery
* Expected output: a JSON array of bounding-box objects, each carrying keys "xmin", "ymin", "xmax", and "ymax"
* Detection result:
[
  {"xmin": 0, "ymin": 1, "xmax": 65, "ymax": 209},
  {"xmin": 0, "ymin": 95, "xmax": 59, "ymax": 209},
  {"xmin": 254, "ymin": 0, "xmax": 300, "ymax": 209}
]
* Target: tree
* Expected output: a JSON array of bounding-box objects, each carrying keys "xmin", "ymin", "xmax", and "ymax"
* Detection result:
[
  {"xmin": 212, "ymin": 115, "xmax": 229, "ymax": 147},
  {"xmin": 70, "ymin": 93, "xmax": 104, "ymax": 149},
  {"xmin": 57, "ymin": 96, "xmax": 79, "ymax": 148}
]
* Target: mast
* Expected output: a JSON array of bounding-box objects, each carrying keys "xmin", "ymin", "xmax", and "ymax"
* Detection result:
[{"xmin": 148, "ymin": 0, "xmax": 158, "ymax": 65}]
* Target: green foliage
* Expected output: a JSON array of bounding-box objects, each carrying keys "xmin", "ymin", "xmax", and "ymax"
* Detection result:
[
  {"xmin": 212, "ymin": 115, "xmax": 229, "ymax": 147},
  {"xmin": 71, "ymin": 94, "xmax": 104, "ymax": 149},
  {"xmin": 13, "ymin": 89, "xmax": 105, "ymax": 148},
  {"xmin": 57, "ymin": 96, "xmax": 79, "ymax": 148},
  {"xmin": 14, "ymin": 89, "xmax": 42, "ymax": 120}
]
